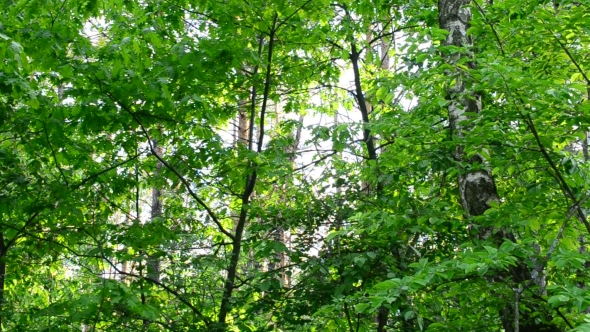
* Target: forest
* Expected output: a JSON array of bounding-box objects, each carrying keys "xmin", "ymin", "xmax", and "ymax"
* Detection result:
[{"xmin": 1, "ymin": 0, "xmax": 590, "ymax": 331}]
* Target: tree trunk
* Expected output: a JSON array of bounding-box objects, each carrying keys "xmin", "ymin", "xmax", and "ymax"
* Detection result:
[
  {"xmin": 438, "ymin": 0, "xmax": 499, "ymax": 217},
  {"xmin": 0, "ymin": 230, "xmax": 5, "ymax": 331},
  {"xmin": 579, "ymin": 130, "xmax": 590, "ymax": 313},
  {"xmin": 143, "ymin": 140, "xmax": 163, "ymax": 328},
  {"xmin": 218, "ymin": 19, "xmax": 277, "ymax": 328},
  {"xmin": 237, "ymin": 100, "xmax": 250, "ymax": 147},
  {"xmin": 266, "ymin": 111, "xmax": 302, "ymax": 287},
  {"xmin": 368, "ymin": 29, "xmax": 392, "ymax": 331},
  {"xmin": 350, "ymin": 42, "xmax": 377, "ymax": 163},
  {"xmin": 280, "ymin": 113, "xmax": 304, "ymax": 287},
  {"xmin": 437, "ymin": 1, "xmax": 558, "ymax": 331},
  {"xmin": 147, "ymin": 140, "xmax": 162, "ymax": 282}
]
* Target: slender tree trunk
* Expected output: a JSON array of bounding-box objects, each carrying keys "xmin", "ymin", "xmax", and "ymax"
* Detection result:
[
  {"xmin": 0, "ymin": 230, "xmax": 5, "ymax": 331},
  {"xmin": 347, "ymin": 25, "xmax": 392, "ymax": 330},
  {"xmin": 364, "ymin": 32, "xmax": 374, "ymax": 131},
  {"xmin": 371, "ymin": 30, "xmax": 392, "ymax": 332},
  {"xmin": 380, "ymin": 34, "xmax": 390, "ymax": 71},
  {"xmin": 350, "ymin": 42, "xmax": 377, "ymax": 163},
  {"xmin": 143, "ymin": 140, "xmax": 163, "ymax": 329},
  {"xmin": 579, "ymin": 126, "xmax": 589, "ymax": 312},
  {"xmin": 280, "ymin": 113, "xmax": 304, "ymax": 287},
  {"xmin": 237, "ymin": 100, "xmax": 250, "ymax": 147},
  {"xmin": 266, "ymin": 105, "xmax": 282, "ymax": 276},
  {"xmin": 236, "ymin": 99, "xmax": 263, "ymax": 275},
  {"xmin": 264, "ymin": 109, "xmax": 302, "ymax": 289},
  {"xmin": 147, "ymin": 140, "xmax": 162, "ymax": 282},
  {"xmin": 218, "ymin": 17, "xmax": 277, "ymax": 329},
  {"xmin": 581, "ymin": 132, "xmax": 588, "ymax": 161}
]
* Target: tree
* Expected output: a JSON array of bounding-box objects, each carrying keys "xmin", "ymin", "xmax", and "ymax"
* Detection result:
[{"xmin": 1, "ymin": 0, "xmax": 590, "ymax": 331}]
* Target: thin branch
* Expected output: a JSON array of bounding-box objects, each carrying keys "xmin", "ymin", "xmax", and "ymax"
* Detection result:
[
  {"xmin": 526, "ymin": 291, "xmax": 575, "ymax": 329},
  {"xmin": 276, "ymin": 0, "xmax": 313, "ymax": 31},
  {"xmin": 473, "ymin": 0, "xmax": 505, "ymax": 56},
  {"xmin": 43, "ymin": 122, "xmax": 69, "ymax": 187},
  {"xmin": 92, "ymin": 277, "xmax": 107, "ymax": 332},
  {"xmin": 72, "ymin": 153, "xmax": 143, "ymax": 190},
  {"xmin": 317, "ymin": 83, "xmax": 357, "ymax": 96},
  {"xmin": 294, "ymin": 151, "xmax": 338, "ymax": 171},
  {"xmin": 232, "ymin": 263, "xmax": 299, "ymax": 288},
  {"xmin": 343, "ymin": 301, "xmax": 354, "ymax": 332},
  {"xmin": 554, "ymin": 307, "xmax": 575, "ymax": 329},
  {"xmin": 532, "ymin": 194, "xmax": 590, "ymax": 293},
  {"xmin": 4, "ymin": 211, "xmax": 41, "ymax": 251},
  {"xmin": 365, "ymin": 25, "xmax": 421, "ymax": 48},
  {"xmin": 104, "ymin": 92, "xmax": 234, "ymax": 240},
  {"xmin": 548, "ymin": 26, "xmax": 590, "ymax": 85},
  {"xmin": 161, "ymin": 0, "xmax": 219, "ymax": 24},
  {"xmin": 525, "ymin": 115, "xmax": 590, "ymax": 234},
  {"xmin": 326, "ymin": 39, "xmax": 345, "ymax": 50},
  {"xmin": 101, "ymin": 256, "xmax": 212, "ymax": 326}
]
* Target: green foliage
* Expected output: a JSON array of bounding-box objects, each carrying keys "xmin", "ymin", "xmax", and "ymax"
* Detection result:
[{"xmin": 1, "ymin": 0, "xmax": 590, "ymax": 330}]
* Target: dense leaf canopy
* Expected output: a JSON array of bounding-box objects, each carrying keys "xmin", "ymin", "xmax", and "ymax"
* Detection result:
[{"xmin": 1, "ymin": 0, "xmax": 590, "ymax": 331}]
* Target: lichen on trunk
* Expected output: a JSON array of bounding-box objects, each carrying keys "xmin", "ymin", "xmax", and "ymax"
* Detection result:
[{"xmin": 437, "ymin": 1, "xmax": 557, "ymax": 331}]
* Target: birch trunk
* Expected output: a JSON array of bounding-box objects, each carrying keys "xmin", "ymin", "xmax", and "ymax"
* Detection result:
[
  {"xmin": 438, "ymin": 0, "xmax": 499, "ymax": 217},
  {"xmin": 147, "ymin": 140, "xmax": 162, "ymax": 282},
  {"xmin": 0, "ymin": 231, "xmax": 5, "ymax": 331},
  {"xmin": 438, "ymin": 1, "xmax": 559, "ymax": 331}
]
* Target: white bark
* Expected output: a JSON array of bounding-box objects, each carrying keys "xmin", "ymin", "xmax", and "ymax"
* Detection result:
[{"xmin": 439, "ymin": 0, "xmax": 498, "ymax": 216}]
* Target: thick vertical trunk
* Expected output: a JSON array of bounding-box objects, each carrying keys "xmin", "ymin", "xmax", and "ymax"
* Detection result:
[
  {"xmin": 437, "ymin": 1, "xmax": 558, "ymax": 331},
  {"xmin": 438, "ymin": 0, "xmax": 499, "ymax": 217},
  {"xmin": 267, "ymin": 111, "xmax": 302, "ymax": 287},
  {"xmin": 380, "ymin": 36, "xmax": 390, "ymax": 70},
  {"xmin": 237, "ymin": 100, "xmax": 262, "ymax": 275}
]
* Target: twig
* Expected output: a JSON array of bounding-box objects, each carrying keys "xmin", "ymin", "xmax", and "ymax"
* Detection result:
[
  {"xmin": 547, "ymin": 25, "xmax": 590, "ymax": 85},
  {"xmin": 72, "ymin": 153, "xmax": 143, "ymax": 190},
  {"xmin": 276, "ymin": 0, "xmax": 314, "ymax": 31},
  {"xmin": 101, "ymin": 255, "xmax": 212, "ymax": 326},
  {"xmin": 43, "ymin": 121, "xmax": 69, "ymax": 187},
  {"xmin": 525, "ymin": 115, "xmax": 590, "ymax": 234},
  {"xmin": 365, "ymin": 25, "xmax": 421, "ymax": 49},
  {"xmin": 104, "ymin": 92, "xmax": 234, "ymax": 240},
  {"xmin": 294, "ymin": 151, "xmax": 338, "ymax": 171},
  {"xmin": 473, "ymin": 0, "xmax": 505, "ymax": 56}
]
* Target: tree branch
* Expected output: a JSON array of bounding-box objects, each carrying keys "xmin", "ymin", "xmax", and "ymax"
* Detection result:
[
  {"xmin": 525, "ymin": 114, "xmax": 590, "ymax": 234},
  {"xmin": 548, "ymin": 26, "xmax": 590, "ymax": 85},
  {"xmin": 101, "ymin": 255, "xmax": 212, "ymax": 326},
  {"xmin": 104, "ymin": 92, "xmax": 235, "ymax": 240},
  {"xmin": 43, "ymin": 121, "xmax": 69, "ymax": 187},
  {"xmin": 276, "ymin": 0, "xmax": 313, "ymax": 31}
]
